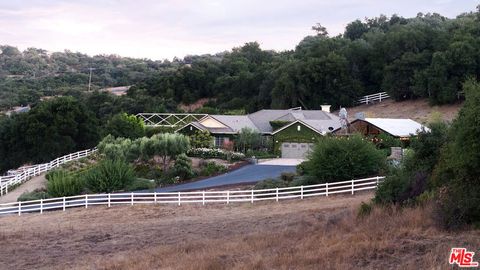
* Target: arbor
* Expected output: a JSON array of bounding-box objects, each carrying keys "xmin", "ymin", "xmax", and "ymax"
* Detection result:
[{"xmin": 103, "ymin": 113, "xmax": 145, "ymax": 139}]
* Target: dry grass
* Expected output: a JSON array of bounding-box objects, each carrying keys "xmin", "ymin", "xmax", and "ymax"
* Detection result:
[{"xmin": 0, "ymin": 193, "xmax": 478, "ymax": 270}]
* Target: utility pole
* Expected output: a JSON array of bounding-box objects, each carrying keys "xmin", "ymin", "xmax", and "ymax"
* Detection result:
[{"xmin": 87, "ymin": 67, "xmax": 96, "ymax": 91}]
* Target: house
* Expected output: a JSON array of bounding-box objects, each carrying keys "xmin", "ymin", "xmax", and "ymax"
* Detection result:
[
  {"xmin": 177, "ymin": 106, "xmax": 341, "ymax": 158},
  {"xmin": 101, "ymin": 86, "xmax": 131, "ymax": 96},
  {"xmin": 332, "ymin": 118, "xmax": 429, "ymax": 139},
  {"xmin": 4, "ymin": 105, "xmax": 31, "ymax": 117}
]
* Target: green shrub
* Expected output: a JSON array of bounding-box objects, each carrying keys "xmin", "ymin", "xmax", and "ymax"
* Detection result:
[
  {"xmin": 83, "ymin": 159, "xmax": 135, "ymax": 193},
  {"xmin": 200, "ymin": 161, "xmax": 227, "ymax": 176},
  {"xmin": 373, "ymin": 168, "xmax": 410, "ymax": 205},
  {"xmin": 172, "ymin": 154, "xmax": 194, "ymax": 180},
  {"xmin": 46, "ymin": 169, "xmax": 84, "ymax": 197},
  {"xmin": 18, "ymin": 189, "xmax": 49, "ymax": 202},
  {"xmin": 303, "ymin": 135, "xmax": 385, "ymax": 183},
  {"xmin": 254, "ymin": 179, "xmax": 288, "ymax": 190},
  {"xmin": 103, "ymin": 113, "xmax": 145, "ymax": 139},
  {"xmin": 190, "ymin": 130, "xmax": 213, "ymax": 148},
  {"xmin": 280, "ymin": 172, "xmax": 295, "ymax": 182},
  {"xmin": 125, "ymin": 178, "xmax": 155, "ymax": 191},
  {"xmin": 357, "ymin": 202, "xmax": 373, "ymax": 218}
]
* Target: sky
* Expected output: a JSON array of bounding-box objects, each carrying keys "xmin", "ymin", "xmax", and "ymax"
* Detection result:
[{"xmin": 0, "ymin": 0, "xmax": 476, "ymax": 60}]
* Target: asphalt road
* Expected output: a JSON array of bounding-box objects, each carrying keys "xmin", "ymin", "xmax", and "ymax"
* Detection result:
[{"xmin": 154, "ymin": 164, "xmax": 296, "ymax": 192}]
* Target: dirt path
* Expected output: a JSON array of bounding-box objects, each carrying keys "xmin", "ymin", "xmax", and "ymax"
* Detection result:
[
  {"xmin": 0, "ymin": 193, "xmax": 373, "ymax": 269},
  {"xmin": 0, "ymin": 173, "xmax": 46, "ymax": 204}
]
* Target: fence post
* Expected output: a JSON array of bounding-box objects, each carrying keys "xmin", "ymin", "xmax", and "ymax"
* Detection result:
[
  {"xmin": 108, "ymin": 194, "xmax": 111, "ymax": 207},
  {"xmin": 154, "ymin": 192, "xmax": 157, "ymax": 204},
  {"xmin": 351, "ymin": 180, "xmax": 354, "ymax": 195},
  {"xmin": 376, "ymin": 176, "xmax": 379, "ymax": 186},
  {"xmin": 131, "ymin": 192, "xmax": 134, "ymax": 206},
  {"xmin": 178, "ymin": 192, "xmax": 181, "ymax": 206},
  {"xmin": 18, "ymin": 201, "xmax": 21, "ymax": 216},
  {"xmin": 202, "ymin": 191, "xmax": 205, "ymax": 205},
  {"xmin": 85, "ymin": 195, "xmax": 88, "ymax": 208},
  {"xmin": 63, "ymin": 197, "xmax": 66, "ymax": 211},
  {"xmin": 301, "ymin": 186, "xmax": 304, "ymax": 199},
  {"xmin": 40, "ymin": 199, "xmax": 43, "ymax": 214},
  {"xmin": 366, "ymin": 96, "xmax": 369, "ymax": 104},
  {"xmin": 326, "ymin": 182, "xmax": 329, "ymax": 197},
  {"xmin": 276, "ymin": 187, "xmax": 279, "ymax": 202},
  {"xmin": 251, "ymin": 190, "xmax": 254, "ymax": 203},
  {"xmin": 227, "ymin": 191, "xmax": 230, "ymax": 204},
  {"xmin": 379, "ymin": 93, "xmax": 382, "ymax": 102}
]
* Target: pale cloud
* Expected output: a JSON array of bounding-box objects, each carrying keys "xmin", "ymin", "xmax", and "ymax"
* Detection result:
[{"xmin": 0, "ymin": 0, "xmax": 475, "ymax": 60}]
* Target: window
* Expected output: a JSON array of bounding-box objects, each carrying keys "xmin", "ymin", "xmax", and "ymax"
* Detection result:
[
  {"xmin": 297, "ymin": 125, "xmax": 301, "ymax": 131},
  {"xmin": 214, "ymin": 136, "xmax": 225, "ymax": 148}
]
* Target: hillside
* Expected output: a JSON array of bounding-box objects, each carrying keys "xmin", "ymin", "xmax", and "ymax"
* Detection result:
[
  {"xmin": 340, "ymin": 98, "xmax": 463, "ymax": 124},
  {"xmin": 1, "ymin": 193, "xmax": 478, "ymax": 269}
]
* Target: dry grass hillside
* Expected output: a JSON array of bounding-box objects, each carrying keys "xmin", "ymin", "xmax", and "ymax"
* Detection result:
[
  {"xmin": 340, "ymin": 99, "xmax": 463, "ymax": 124},
  {"xmin": 0, "ymin": 193, "xmax": 478, "ymax": 269}
]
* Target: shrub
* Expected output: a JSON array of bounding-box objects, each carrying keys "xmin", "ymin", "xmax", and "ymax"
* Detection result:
[
  {"xmin": 172, "ymin": 154, "xmax": 194, "ymax": 180},
  {"xmin": 280, "ymin": 172, "xmax": 295, "ymax": 182},
  {"xmin": 200, "ymin": 161, "xmax": 227, "ymax": 176},
  {"xmin": 18, "ymin": 189, "xmax": 49, "ymax": 202},
  {"xmin": 46, "ymin": 169, "xmax": 84, "ymax": 197},
  {"xmin": 303, "ymin": 135, "xmax": 385, "ymax": 183},
  {"xmin": 190, "ymin": 130, "xmax": 213, "ymax": 148},
  {"xmin": 357, "ymin": 202, "xmax": 373, "ymax": 218},
  {"xmin": 254, "ymin": 179, "xmax": 288, "ymax": 190},
  {"xmin": 125, "ymin": 178, "xmax": 155, "ymax": 191},
  {"xmin": 187, "ymin": 148, "xmax": 245, "ymax": 161},
  {"xmin": 83, "ymin": 159, "xmax": 135, "ymax": 193}
]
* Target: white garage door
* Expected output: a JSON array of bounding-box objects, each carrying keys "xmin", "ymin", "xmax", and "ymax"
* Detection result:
[{"xmin": 281, "ymin": 143, "xmax": 314, "ymax": 159}]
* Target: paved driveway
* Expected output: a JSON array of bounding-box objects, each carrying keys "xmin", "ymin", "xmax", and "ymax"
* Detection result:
[
  {"xmin": 153, "ymin": 164, "xmax": 296, "ymax": 192},
  {"xmin": 258, "ymin": 158, "xmax": 304, "ymax": 166}
]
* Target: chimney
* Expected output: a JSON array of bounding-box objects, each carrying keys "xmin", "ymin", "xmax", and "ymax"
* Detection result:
[{"xmin": 321, "ymin": 105, "xmax": 331, "ymax": 112}]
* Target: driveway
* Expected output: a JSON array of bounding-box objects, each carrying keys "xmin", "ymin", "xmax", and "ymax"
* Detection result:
[
  {"xmin": 258, "ymin": 158, "xmax": 304, "ymax": 166},
  {"xmin": 153, "ymin": 164, "xmax": 296, "ymax": 192}
]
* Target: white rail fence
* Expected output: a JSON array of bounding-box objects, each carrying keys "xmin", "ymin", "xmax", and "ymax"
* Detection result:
[
  {"xmin": 357, "ymin": 92, "xmax": 390, "ymax": 105},
  {"xmin": 0, "ymin": 148, "xmax": 97, "ymax": 196},
  {"xmin": 0, "ymin": 176, "xmax": 384, "ymax": 216}
]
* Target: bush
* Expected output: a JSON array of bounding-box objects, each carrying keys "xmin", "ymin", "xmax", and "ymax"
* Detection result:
[
  {"xmin": 18, "ymin": 189, "xmax": 49, "ymax": 202},
  {"xmin": 187, "ymin": 148, "xmax": 245, "ymax": 161},
  {"xmin": 46, "ymin": 169, "xmax": 84, "ymax": 197},
  {"xmin": 172, "ymin": 154, "xmax": 194, "ymax": 180},
  {"xmin": 254, "ymin": 179, "xmax": 288, "ymax": 190},
  {"xmin": 357, "ymin": 202, "xmax": 373, "ymax": 218},
  {"xmin": 303, "ymin": 135, "xmax": 386, "ymax": 183},
  {"xmin": 190, "ymin": 130, "xmax": 213, "ymax": 148},
  {"xmin": 200, "ymin": 161, "xmax": 227, "ymax": 176},
  {"xmin": 83, "ymin": 159, "xmax": 135, "ymax": 193},
  {"xmin": 280, "ymin": 172, "xmax": 295, "ymax": 182},
  {"xmin": 125, "ymin": 178, "xmax": 155, "ymax": 191}
]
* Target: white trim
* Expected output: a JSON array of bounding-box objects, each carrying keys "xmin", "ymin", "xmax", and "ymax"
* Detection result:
[{"xmin": 271, "ymin": 120, "xmax": 323, "ymax": 135}]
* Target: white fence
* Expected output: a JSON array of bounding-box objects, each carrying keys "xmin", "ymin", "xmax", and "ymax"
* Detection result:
[
  {"xmin": 0, "ymin": 148, "xmax": 97, "ymax": 196},
  {"xmin": 0, "ymin": 176, "xmax": 385, "ymax": 216},
  {"xmin": 357, "ymin": 92, "xmax": 390, "ymax": 105}
]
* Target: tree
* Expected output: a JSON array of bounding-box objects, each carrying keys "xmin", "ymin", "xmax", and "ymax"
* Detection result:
[
  {"xmin": 103, "ymin": 113, "xmax": 145, "ymax": 139},
  {"xmin": 139, "ymin": 133, "xmax": 190, "ymax": 172},
  {"xmin": 432, "ymin": 79, "xmax": 480, "ymax": 228},
  {"xmin": 236, "ymin": 127, "xmax": 261, "ymax": 153},
  {"xmin": 190, "ymin": 130, "xmax": 213, "ymax": 148},
  {"xmin": 312, "ymin": 23, "xmax": 329, "ymax": 37}
]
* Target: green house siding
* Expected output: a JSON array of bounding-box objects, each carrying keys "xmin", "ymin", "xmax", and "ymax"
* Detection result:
[{"xmin": 273, "ymin": 123, "xmax": 322, "ymax": 155}]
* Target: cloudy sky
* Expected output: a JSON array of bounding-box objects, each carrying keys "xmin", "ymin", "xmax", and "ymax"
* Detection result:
[{"xmin": 0, "ymin": 0, "xmax": 476, "ymax": 60}]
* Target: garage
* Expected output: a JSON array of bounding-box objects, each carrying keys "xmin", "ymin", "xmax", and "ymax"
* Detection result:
[{"xmin": 281, "ymin": 142, "xmax": 313, "ymax": 159}]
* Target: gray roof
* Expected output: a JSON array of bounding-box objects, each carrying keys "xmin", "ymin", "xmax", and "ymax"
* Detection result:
[
  {"xmin": 247, "ymin": 109, "xmax": 340, "ymax": 133},
  {"xmin": 179, "ymin": 108, "xmax": 342, "ymax": 135}
]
